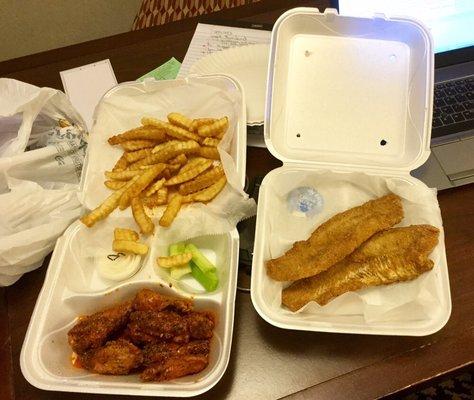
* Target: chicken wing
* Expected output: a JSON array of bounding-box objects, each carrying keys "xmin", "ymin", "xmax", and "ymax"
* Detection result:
[
  {"xmin": 142, "ymin": 340, "xmax": 210, "ymax": 366},
  {"xmin": 140, "ymin": 355, "xmax": 209, "ymax": 382},
  {"xmin": 133, "ymin": 288, "xmax": 193, "ymax": 313},
  {"xmin": 282, "ymin": 225, "xmax": 439, "ymax": 310},
  {"xmin": 140, "ymin": 340, "xmax": 210, "ymax": 382},
  {"xmin": 186, "ymin": 311, "xmax": 215, "ymax": 340},
  {"xmin": 68, "ymin": 301, "xmax": 133, "ymax": 354},
  {"xmin": 78, "ymin": 339, "xmax": 143, "ymax": 375},
  {"xmin": 67, "ymin": 289, "xmax": 215, "ymax": 382},
  {"xmin": 267, "ymin": 194, "xmax": 404, "ymax": 281},
  {"xmin": 127, "ymin": 310, "xmax": 190, "ymax": 345},
  {"xmin": 142, "ymin": 342, "xmax": 181, "ymax": 366}
]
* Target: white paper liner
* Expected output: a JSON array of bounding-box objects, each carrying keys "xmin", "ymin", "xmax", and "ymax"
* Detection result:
[
  {"xmin": 262, "ymin": 170, "xmax": 445, "ymax": 323},
  {"xmin": 83, "ymin": 80, "xmax": 256, "ymax": 241}
]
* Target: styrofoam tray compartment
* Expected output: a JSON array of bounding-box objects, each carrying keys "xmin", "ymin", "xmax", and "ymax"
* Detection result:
[
  {"xmin": 21, "ymin": 75, "xmax": 246, "ymax": 396},
  {"xmin": 21, "ymin": 223, "xmax": 239, "ymax": 396},
  {"xmin": 251, "ymin": 8, "xmax": 451, "ymax": 335}
]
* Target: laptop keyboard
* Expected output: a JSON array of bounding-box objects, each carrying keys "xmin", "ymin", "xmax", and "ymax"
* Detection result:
[{"xmin": 432, "ymin": 75, "xmax": 474, "ymax": 139}]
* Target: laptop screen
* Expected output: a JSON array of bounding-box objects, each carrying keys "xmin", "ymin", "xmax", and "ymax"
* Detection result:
[{"xmin": 337, "ymin": 0, "xmax": 474, "ymax": 54}]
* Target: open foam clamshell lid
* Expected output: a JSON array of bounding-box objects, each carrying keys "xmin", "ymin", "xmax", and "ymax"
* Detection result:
[{"xmin": 264, "ymin": 7, "xmax": 434, "ymax": 173}]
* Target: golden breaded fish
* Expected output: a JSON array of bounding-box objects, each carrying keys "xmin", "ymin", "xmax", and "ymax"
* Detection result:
[
  {"xmin": 351, "ymin": 224, "xmax": 440, "ymax": 262},
  {"xmin": 266, "ymin": 194, "xmax": 404, "ymax": 281},
  {"xmin": 282, "ymin": 225, "xmax": 439, "ymax": 311}
]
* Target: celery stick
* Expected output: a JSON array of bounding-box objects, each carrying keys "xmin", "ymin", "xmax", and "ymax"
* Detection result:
[
  {"xmin": 169, "ymin": 242, "xmax": 191, "ymax": 279},
  {"xmin": 185, "ymin": 243, "xmax": 216, "ymax": 273},
  {"xmin": 171, "ymin": 265, "xmax": 191, "ymax": 280},
  {"xmin": 190, "ymin": 261, "xmax": 218, "ymax": 292},
  {"xmin": 169, "ymin": 242, "xmax": 186, "ymax": 255}
]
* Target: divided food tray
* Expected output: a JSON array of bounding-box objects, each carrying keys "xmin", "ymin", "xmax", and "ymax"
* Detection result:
[{"xmin": 21, "ymin": 75, "xmax": 246, "ymax": 396}]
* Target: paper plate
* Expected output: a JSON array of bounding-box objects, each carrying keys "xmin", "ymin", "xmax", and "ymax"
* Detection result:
[{"xmin": 189, "ymin": 44, "xmax": 269, "ymax": 125}]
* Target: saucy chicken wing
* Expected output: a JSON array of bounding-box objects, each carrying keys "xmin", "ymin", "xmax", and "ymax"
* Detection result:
[
  {"xmin": 67, "ymin": 289, "xmax": 215, "ymax": 383},
  {"xmin": 68, "ymin": 301, "xmax": 133, "ymax": 354},
  {"xmin": 140, "ymin": 340, "xmax": 210, "ymax": 382},
  {"xmin": 133, "ymin": 288, "xmax": 193, "ymax": 313},
  {"xmin": 186, "ymin": 311, "xmax": 215, "ymax": 339},
  {"xmin": 78, "ymin": 339, "xmax": 143, "ymax": 375},
  {"xmin": 140, "ymin": 355, "xmax": 209, "ymax": 382},
  {"xmin": 127, "ymin": 310, "xmax": 190, "ymax": 344}
]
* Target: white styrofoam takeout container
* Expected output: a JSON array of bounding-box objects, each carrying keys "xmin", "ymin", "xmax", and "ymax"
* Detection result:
[
  {"xmin": 251, "ymin": 8, "xmax": 451, "ymax": 335},
  {"xmin": 21, "ymin": 75, "xmax": 246, "ymax": 396}
]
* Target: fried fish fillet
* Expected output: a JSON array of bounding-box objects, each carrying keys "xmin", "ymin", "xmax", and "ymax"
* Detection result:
[
  {"xmin": 351, "ymin": 224, "xmax": 440, "ymax": 262},
  {"xmin": 282, "ymin": 225, "xmax": 439, "ymax": 311},
  {"xmin": 266, "ymin": 194, "xmax": 404, "ymax": 281}
]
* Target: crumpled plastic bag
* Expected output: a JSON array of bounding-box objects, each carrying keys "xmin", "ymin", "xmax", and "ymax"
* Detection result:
[{"xmin": 0, "ymin": 79, "xmax": 87, "ymax": 286}]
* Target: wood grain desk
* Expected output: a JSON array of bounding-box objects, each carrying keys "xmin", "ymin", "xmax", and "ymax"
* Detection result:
[{"xmin": 0, "ymin": 1, "xmax": 472, "ymax": 399}]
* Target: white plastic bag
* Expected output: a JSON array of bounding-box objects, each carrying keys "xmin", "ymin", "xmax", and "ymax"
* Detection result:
[{"xmin": 0, "ymin": 79, "xmax": 87, "ymax": 286}]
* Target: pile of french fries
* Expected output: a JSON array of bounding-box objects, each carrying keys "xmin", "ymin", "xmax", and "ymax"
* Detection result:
[{"xmin": 80, "ymin": 113, "xmax": 229, "ymax": 254}]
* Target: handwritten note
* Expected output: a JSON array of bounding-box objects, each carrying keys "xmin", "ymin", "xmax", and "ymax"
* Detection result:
[{"xmin": 178, "ymin": 23, "xmax": 271, "ymax": 78}]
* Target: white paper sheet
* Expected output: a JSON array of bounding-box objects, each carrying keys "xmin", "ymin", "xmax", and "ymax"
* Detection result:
[{"xmin": 60, "ymin": 60, "xmax": 117, "ymax": 131}]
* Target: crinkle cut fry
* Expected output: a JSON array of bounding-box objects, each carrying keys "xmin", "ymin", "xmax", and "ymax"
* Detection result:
[
  {"xmin": 184, "ymin": 176, "xmax": 227, "ymax": 203},
  {"xmin": 131, "ymin": 197, "xmax": 155, "ymax": 234},
  {"xmin": 108, "ymin": 125, "xmax": 166, "ymax": 144},
  {"xmin": 112, "ymin": 152, "xmax": 129, "ymax": 171},
  {"xmin": 142, "ymin": 188, "xmax": 168, "ymax": 208},
  {"xmin": 113, "ymin": 239, "xmax": 149, "ymax": 255},
  {"xmin": 167, "ymin": 112, "xmax": 193, "ymax": 131},
  {"xmin": 197, "ymin": 146, "xmax": 220, "ymax": 160},
  {"xmin": 105, "ymin": 180, "xmax": 127, "ymax": 190},
  {"xmin": 164, "ymin": 160, "xmax": 213, "ymax": 186},
  {"xmin": 197, "ymin": 117, "xmax": 228, "ymax": 138},
  {"xmin": 80, "ymin": 176, "xmax": 139, "ymax": 227},
  {"xmin": 120, "ymin": 140, "xmax": 156, "ymax": 151},
  {"xmin": 114, "ymin": 228, "xmax": 139, "ymax": 241},
  {"xmin": 157, "ymin": 253, "xmax": 193, "ymax": 268},
  {"xmin": 190, "ymin": 118, "xmax": 216, "ymax": 132},
  {"xmin": 119, "ymin": 164, "xmax": 167, "ymax": 210},
  {"xmin": 141, "ymin": 117, "xmax": 200, "ymax": 142},
  {"xmin": 125, "ymin": 148, "xmax": 153, "ymax": 163},
  {"xmin": 159, "ymin": 194, "xmax": 183, "ymax": 227},
  {"xmin": 128, "ymin": 140, "xmax": 199, "ymax": 170},
  {"xmin": 178, "ymin": 165, "xmax": 224, "ymax": 195}
]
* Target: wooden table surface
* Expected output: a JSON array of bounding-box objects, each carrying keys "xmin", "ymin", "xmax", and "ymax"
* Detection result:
[{"xmin": 1, "ymin": 1, "xmax": 473, "ymax": 399}]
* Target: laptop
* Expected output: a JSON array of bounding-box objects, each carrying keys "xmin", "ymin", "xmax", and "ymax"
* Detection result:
[{"xmin": 333, "ymin": 0, "xmax": 474, "ymax": 189}]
